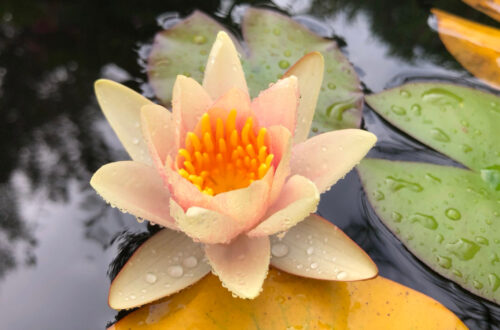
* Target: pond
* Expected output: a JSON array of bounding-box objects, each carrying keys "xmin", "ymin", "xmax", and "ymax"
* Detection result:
[{"xmin": 0, "ymin": 0, "xmax": 499, "ymax": 329}]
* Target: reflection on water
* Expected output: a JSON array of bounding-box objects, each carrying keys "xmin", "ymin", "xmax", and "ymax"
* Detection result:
[{"xmin": 0, "ymin": 0, "xmax": 498, "ymax": 329}]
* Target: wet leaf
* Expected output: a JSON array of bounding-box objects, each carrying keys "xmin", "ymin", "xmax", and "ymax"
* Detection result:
[
  {"xmin": 108, "ymin": 268, "xmax": 466, "ymax": 330},
  {"xmin": 432, "ymin": 8, "xmax": 500, "ymax": 90},
  {"xmin": 362, "ymin": 82, "xmax": 500, "ymax": 303},
  {"xmin": 148, "ymin": 9, "xmax": 362, "ymax": 133},
  {"xmin": 365, "ymin": 82, "xmax": 500, "ymax": 172},
  {"xmin": 358, "ymin": 159, "xmax": 500, "ymax": 304},
  {"xmin": 462, "ymin": 0, "xmax": 500, "ymax": 22}
]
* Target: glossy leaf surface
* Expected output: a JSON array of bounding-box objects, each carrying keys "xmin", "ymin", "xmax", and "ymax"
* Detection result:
[
  {"xmin": 148, "ymin": 9, "xmax": 362, "ymax": 133},
  {"xmin": 365, "ymin": 82, "xmax": 500, "ymax": 172},
  {"xmin": 108, "ymin": 269, "xmax": 466, "ymax": 330},
  {"xmin": 358, "ymin": 158, "xmax": 500, "ymax": 303},
  {"xmin": 432, "ymin": 8, "xmax": 500, "ymax": 90}
]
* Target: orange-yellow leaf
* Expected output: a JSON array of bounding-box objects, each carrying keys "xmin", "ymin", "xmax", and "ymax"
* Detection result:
[
  {"xmin": 108, "ymin": 268, "xmax": 467, "ymax": 330},
  {"xmin": 462, "ymin": 0, "xmax": 500, "ymax": 22},
  {"xmin": 432, "ymin": 8, "xmax": 500, "ymax": 90}
]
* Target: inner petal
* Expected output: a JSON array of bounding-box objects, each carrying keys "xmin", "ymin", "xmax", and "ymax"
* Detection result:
[{"xmin": 177, "ymin": 110, "xmax": 274, "ymax": 196}]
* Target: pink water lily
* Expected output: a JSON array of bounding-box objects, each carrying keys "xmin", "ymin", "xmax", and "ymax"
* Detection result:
[{"xmin": 91, "ymin": 31, "xmax": 378, "ymax": 309}]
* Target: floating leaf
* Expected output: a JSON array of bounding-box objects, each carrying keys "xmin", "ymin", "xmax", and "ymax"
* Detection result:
[
  {"xmin": 148, "ymin": 8, "xmax": 362, "ymax": 133},
  {"xmin": 365, "ymin": 82, "xmax": 500, "ymax": 172},
  {"xmin": 432, "ymin": 8, "xmax": 500, "ymax": 90},
  {"xmin": 358, "ymin": 159, "xmax": 500, "ymax": 304},
  {"xmin": 108, "ymin": 268, "xmax": 466, "ymax": 329},
  {"xmin": 462, "ymin": 0, "xmax": 500, "ymax": 22}
]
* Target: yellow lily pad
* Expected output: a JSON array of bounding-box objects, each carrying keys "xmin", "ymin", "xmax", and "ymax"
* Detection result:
[
  {"xmin": 108, "ymin": 269, "xmax": 467, "ymax": 329},
  {"xmin": 432, "ymin": 8, "xmax": 500, "ymax": 90}
]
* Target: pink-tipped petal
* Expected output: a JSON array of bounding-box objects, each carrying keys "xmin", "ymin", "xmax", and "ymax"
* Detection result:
[
  {"xmin": 205, "ymin": 235, "xmax": 270, "ymax": 299},
  {"xmin": 267, "ymin": 125, "xmax": 293, "ymax": 205},
  {"xmin": 208, "ymin": 87, "xmax": 253, "ymax": 129},
  {"xmin": 90, "ymin": 161, "xmax": 177, "ymax": 229},
  {"xmin": 94, "ymin": 79, "xmax": 153, "ymax": 164},
  {"xmin": 251, "ymin": 76, "xmax": 299, "ymax": 135},
  {"xmin": 202, "ymin": 31, "xmax": 248, "ymax": 101},
  {"xmin": 172, "ymin": 75, "xmax": 213, "ymax": 147},
  {"xmin": 290, "ymin": 129, "xmax": 377, "ymax": 193},
  {"xmin": 247, "ymin": 175, "xmax": 319, "ymax": 237},
  {"xmin": 170, "ymin": 199, "xmax": 246, "ymax": 244},
  {"xmin": 109, "ymin": 229, "xmax": 210, "ymax": 310},
  {"xmin": 270, "ymin": 214, "xmax": 378, "ymax": 281},
  {"xmin": 140, "ymin": 104, "xmax": 175, "ymax": 173},
  {"xmin": 283, "ymin": 52, "xmax": 325, "ymax": 144}
]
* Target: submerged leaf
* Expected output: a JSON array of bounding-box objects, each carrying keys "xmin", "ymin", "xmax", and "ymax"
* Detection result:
[
  {"xmin": 365, "ymin": 82, "xmax": 500, "ymax": 172},
  {"xmin": 358, "ymin": 159, "xmax": 500, "ymax": 304},
  {"xmin": 108, "ymin": 269, "xmax": 466, "ymax": 329},
  {"xmin": 432, "ymin": 8, "xmax": 500, "ymax": 90},
  {"xmin": 462, "ymin": 0, "xmax": 500, "ymax": 22},
  {"xmin": 148, "ymin": 9, "xmax": 362, "ymax": 133}
]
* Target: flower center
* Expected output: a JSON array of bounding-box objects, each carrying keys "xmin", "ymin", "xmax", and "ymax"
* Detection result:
[{"xmin": 177, "ymin": 110, "xmax": 274, "ymax": 196}]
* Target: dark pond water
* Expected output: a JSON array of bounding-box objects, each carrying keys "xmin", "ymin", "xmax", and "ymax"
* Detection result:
[{"xmin": 0, "ymin": 0, "xmax": 499, "ymax": 329}]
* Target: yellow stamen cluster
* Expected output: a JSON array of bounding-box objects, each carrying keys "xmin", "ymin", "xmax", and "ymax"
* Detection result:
[{"xmin": 177, "ymin": 110, "xmax": 274, "ymax": 196}]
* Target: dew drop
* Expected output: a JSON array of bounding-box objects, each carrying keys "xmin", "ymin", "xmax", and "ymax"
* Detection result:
[
  {"xmin": 445, "ymin": 208, "xmax": 461, "ymax": 221},
  {"xmin": 279, "ymin": 60, "xmax": 290, "ymax": 69},
  {"xmin": 310, "ymin": 262, "xmax": 318, "ymax": 269},
  {"xmin": 409, "ymin": 213, "xmax": 438, "ymax": 230},
  {"xmin": 430, "ymin": 128, "xmax": 450, "ymax": 142},
  {"xmin": 391, "ymin": 211, "xmax": 402, "ymax": 223},
  {"xmin": 472, "ymin": 280, "xmax": 483, "ymax": 289},
  {"xmin": 446, "ymin": 238, "xmax": 480, "ymax": 261},
  {"xmin": 336, "ymin": 271, "xmax": 347, "ymax": 280},
  {"xmin": 390, "ymin": 105, "xmax": 406, "ymax": 115},
  {"xmin": 167, "ymin": 265, "xmax": 184, "ymax": 278},
  {"xmin": 145, "ymin": 272, "xmax": 157, "ymax": 284},
  {"xmin": 129, "ymin": 294, "xmax": 136, "ymax": 300},
  {"xmin": 475, "ymin": 236, "xmax": 489, "ymax": 245},
  {"xmin": 410, "ymin": 104, "xmax": 421, "ymax": 116},
  {"xmin": 374, "ymin": 190, "xmax": 385, "ymax": 201},
  {"xmin": 271, "ymin": 243, "xmax": 289, "ymax": 258},
  {"xmin": 399, "ymin": 89, "xmax": 411, "ymax": 98},
  {"xmin": 283, "ymin": 49, "xmax": 292, "ymax": 57},
  {"xmin": 183, "ymin": 256, "xmax": 198, "ymax": 268},
  {"xmin": 192, "ymin": 35, "xmax": 207, "ymax": 45},
  {"xmin": 461, "ymin": 144, "xmax": 472, "ymax": 153},
  {"xmin": 132, "ymin": 138, "xmax": 140, "ymax": 145},
  {"xmin": 488, "ymin": 273, "xmax": 500, "ymax": 291},
  {"xmin": 436, "ymin": 255, "xmax": 452, "ymax": 269},
  {"xmin": 321, "ymin": 145, "xmax": 327, "ymax": 152},
  {"xmin": 306, "ymin": 247, "xmax": 314, "ymax": 255},
  {"xmin": 386, "ymin": 176, "xmax": 423, "ymax": 192},
  {"xmin": 327, "ymin": 82, "xmax": 336, "ymax": 90},
  {"xmin": 273, "ymin": 28, "xmax": 281, "ymax": 36}
]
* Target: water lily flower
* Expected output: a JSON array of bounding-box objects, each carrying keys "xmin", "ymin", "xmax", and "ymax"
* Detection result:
[{"xmin": 91, "ymin": 31, "xmax": 378, "ymax": 309}]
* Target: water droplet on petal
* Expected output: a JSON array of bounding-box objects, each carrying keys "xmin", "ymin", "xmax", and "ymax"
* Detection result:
[
  {"xmin": 310, "ymin": 262, "xmax": 318, "ymax": 269},
  {"xmin": 271, "ymin": 243, "xmax": 289, "ymax": 258},
  {"xmin": 336, "ymin": 271, "xmax": 347, "ymax": 280},
  {"xmin": 445, "ymin": 208, "xmax": 461, "ymax": 221},
  {"xmin": 167, "ymin": 265, "xmax": 184, "ymax": 278},
  {"xmin": 183, "ymin": 256, "xmax": 198, "ymax": 268},
  {"xmin": 145, "ymin": 272, "xmax": 157, "ymax": 284},
  {"xmin": 306, "ymin": 247, "xmax": 314, "ymax": 255}
]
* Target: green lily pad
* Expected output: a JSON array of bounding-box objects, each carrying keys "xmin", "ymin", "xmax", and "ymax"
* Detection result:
[
  {"xmin": 365, "ymin": 83, "xmax": 500, "ymax": 172},
  {"xmin": 147, "ymin": 8, "xmax": 362, "ymax": 132},
  {"xmin": 358, "ymin": 159, "xmax": 500, "ymax": 304},
  {"xmin": 360, "ymin": 82, "xmax": 500, "ymax": 303}
]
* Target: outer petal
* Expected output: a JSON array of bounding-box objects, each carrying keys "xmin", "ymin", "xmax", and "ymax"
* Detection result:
[
  {"xmin": 109, "ymin": 229, "xmax": 210, "ymax": 310},
  {"xmin": 247, "ymin": 175, "xmax": 319, "ymax": 237},
  {"xmin": 140, "ymin": 104, "xmax": 175, "ymax": 172},
  {"xmin": 172, "ymin": 75, "xmax": 213, "ymax": 147},
  {"xmin": 251, "ymin": 76, "xmax": 299, "ymax": 135},
  {"xmin": 205, "ymin": 235, "xmax": 270, "ymax": 299},
  {"xmin": 267, "ymin": 125, "xmax": 293, "ymax": 205},
  {"xmin": 94, "ymin": 79, "xmax": 153, "ymax": 164},
  {"xmin": 90, "ymin": 161, "xmax": 178, "ymax": 229},
  {"xmin": 202, "ymin": 31, "xmax": 248, "ymax": 101},
  {"xmin": 170, "ymin": 199, "xmax": 246, "ymax": 244},
  {"xmin": 290, "ymin": 129, "xmax": 377, "ymax": 193},
  {"xmin": 270, "ymin": 214, "xmax": 378, "ymax": 281},
  {"xmin": 283, "ymin": 52, "xmax": 324, "ymax": 144}
]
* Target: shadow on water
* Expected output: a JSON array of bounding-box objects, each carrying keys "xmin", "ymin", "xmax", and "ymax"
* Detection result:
[{"xmin": 0, "ymin": 0, "xmax": 498, "ymax": 329}]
